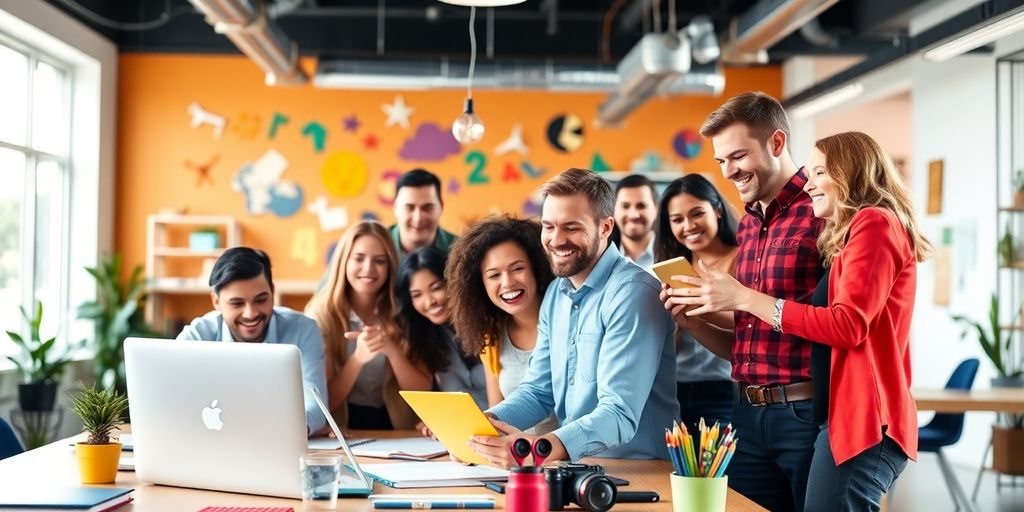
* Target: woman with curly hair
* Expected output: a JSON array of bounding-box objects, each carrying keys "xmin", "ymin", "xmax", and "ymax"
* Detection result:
[
  {"xmin": 396, "ymin": 246, "xmax": 488, "ymax": 409},
  {"xmin": 446, "ymin": 215, "xmax": 558, "ymax": 433},
  {"xmin": 306, "ymin": 220, "xmax": 432, "ymax": 430}
]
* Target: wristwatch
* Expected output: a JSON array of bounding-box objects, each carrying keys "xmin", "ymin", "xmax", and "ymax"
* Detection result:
[{"xmin": 772, "ymin": 299, "xmax": 784, "ymax": 333}]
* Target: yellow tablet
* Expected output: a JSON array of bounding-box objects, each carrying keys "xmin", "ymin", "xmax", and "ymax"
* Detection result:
[
  {"xmin": 652, "ymin": 256, "xmax": 700, "ymax": 289},
  {"xmin": 399, "ymin": 391, "xmax": 499, "ymax": 466}
]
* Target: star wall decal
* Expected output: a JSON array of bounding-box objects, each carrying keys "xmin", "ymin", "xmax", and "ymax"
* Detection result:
[{"xmin": 382, "ymin": 95, "xmax": 415, "ymax": 129}]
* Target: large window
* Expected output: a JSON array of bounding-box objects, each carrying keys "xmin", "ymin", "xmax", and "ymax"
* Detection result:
[{"xmin": 0, "ymin": 33, "xmax": 71, "ymax": 356}]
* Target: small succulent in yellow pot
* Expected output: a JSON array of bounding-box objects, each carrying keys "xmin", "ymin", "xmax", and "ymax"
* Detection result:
[{"xmin": 68, "ymin": 385, "xmax": 128, "ymax": 484}]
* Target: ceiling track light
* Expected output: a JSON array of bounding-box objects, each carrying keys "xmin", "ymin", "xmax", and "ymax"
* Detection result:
[{"xmin": 923, "ymin": 8, "xmax": 1024, "ymax": 62}]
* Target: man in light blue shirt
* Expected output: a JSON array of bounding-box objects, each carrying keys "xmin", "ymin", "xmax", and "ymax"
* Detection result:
[
  {"xmin": 470, "ymin": 168, "xmax": 678, "ymax": 465},
  {"xmin": 613, "ymin": 174, "xmax": 658, "ymax": 273},
  {"xmin": 177, "ymin": 247, "xmax": 328, "ymax": 433}
]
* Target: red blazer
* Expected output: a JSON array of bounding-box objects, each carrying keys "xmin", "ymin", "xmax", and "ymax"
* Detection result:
[{"xmin": 781, "ymin": 207, "xmax": 918, "ymax": 465}]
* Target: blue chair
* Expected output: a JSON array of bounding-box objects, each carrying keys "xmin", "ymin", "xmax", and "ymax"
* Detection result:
[
  {"xmin": 917, "ymin": 358, "xmax": 980, "ymax": 511},
  {"xmin": 0, "ymin": 417, "xmax": 24, "ymax": 461}
]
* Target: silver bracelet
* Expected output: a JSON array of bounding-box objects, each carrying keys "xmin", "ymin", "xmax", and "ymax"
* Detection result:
[{"xmin": 772, "ymin": 299, "xmax": 784, "ymax": 333}]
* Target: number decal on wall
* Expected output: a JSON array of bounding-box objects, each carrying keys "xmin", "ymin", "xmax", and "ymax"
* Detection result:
[
  {"xmin": 291, "ymin": 228, "xmax": 318, "ymax": 267},
  {"xmin": 466, "ymin": 150, "xmax": 489, "ymax": 185}
]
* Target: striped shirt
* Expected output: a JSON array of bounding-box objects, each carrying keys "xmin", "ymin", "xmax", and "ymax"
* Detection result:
[{"xmin": 732, "ymin": 168, "xmax": 825, "ymax": 385}]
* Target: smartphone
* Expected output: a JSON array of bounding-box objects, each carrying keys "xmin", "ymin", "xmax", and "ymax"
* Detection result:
[
  {"xmin": 652, "ymin": 256, "xmax": 700, "ymax": 289},
  {"xmin": 616, "ymin": 491, "xmax": 660, "ymax": 503}
]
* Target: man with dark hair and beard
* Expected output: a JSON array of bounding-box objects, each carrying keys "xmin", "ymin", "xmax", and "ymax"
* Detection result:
[
  {"xmin": 613, "ymin": 174, "xmax": 658, "ymax": 272},
  {"xmin": 467, "ymin": 168, "xmax": 678, "ymax": 467},
  {"xmin": 177, "ymin": 247, "xmax": 328, "ymax": 434}
]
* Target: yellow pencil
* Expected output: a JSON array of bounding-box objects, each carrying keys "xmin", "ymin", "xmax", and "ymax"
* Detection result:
[{"xmin": 707, "ymin": 439, "xmax": 730, "ymax": 477}]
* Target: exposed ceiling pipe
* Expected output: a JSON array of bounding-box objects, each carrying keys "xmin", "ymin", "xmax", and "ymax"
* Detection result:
[
  {"xmin": 800, "ymin": 18, "xmax": 839, "ymax": 48},
  {"xmin": 188, "ymin": 0, "xmax": 308, "ymax": 85},
  {"xmin": 720, "ymin": 0, "xmax": 840, "ymax": 64}
]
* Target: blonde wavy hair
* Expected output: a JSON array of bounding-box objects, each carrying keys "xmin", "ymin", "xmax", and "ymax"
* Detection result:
[
  {"xmin": 814, "ymin": 131, "xmax": 932, "ymax": 266},
  {"xmin": 305, "ymin": 220, "xmax": 403, "ymax": 370}
]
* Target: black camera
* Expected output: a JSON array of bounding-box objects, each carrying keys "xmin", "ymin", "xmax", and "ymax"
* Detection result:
[{"xmin": 544, "ymin": 463, "xmax": 617, "ymax": 512}]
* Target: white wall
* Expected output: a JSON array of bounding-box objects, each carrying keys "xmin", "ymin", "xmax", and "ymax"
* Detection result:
[{"xmin": 0, "ymin": 0, "xmax": 117, "ymax": 443}]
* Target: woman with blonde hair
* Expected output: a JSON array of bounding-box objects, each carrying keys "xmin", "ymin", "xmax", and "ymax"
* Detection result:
[
  {"xmin": 666, "ymin": 131, "xmax": 931, "ymax": 510},
  {"xmin": 306, "ymin": 220, "xmax": 432, "ymax": 430}
]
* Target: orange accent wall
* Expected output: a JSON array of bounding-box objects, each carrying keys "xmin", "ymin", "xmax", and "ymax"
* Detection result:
[{"xmin": 116, "ymin": 54, "xmax": 781, "ymax": 283}]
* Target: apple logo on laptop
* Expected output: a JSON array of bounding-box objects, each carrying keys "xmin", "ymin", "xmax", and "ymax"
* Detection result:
[{"xmin": 202, "ymin": 400, "xmax": 224, "ymax": 431}]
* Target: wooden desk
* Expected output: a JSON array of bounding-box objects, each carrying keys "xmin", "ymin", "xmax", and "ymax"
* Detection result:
[
  {"xmin": 913, "ymin": 387, "xmax": 1024, "ymax": 413},
  {"xmin": 0, "ymin": 430, "xmax": 766, "ymax": 512}
]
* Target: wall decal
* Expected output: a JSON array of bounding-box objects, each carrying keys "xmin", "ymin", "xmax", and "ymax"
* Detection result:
[
  {"xmin": 184, "ymin": 154, "xmax": 220, "ymax": 187},
  {"xmin": 232, "ymin": 149, "xmax": 304, "ymax": 217},
  {"xmin": 187, "ymin": 102, "xmax": 226, "ymax": 139},
  {"xmin": 522, "ymin": 197, "xmax": 541, "ymax": 217},
  {"xmin": 361, "ymin": 211, "xmax": 380, "ymax": 221},
  {"xmin": 399, "ymin": 122, "xmax": 460, "ymax": 161},
  {"xmin": 521, "ymin": 161, "xmax": 546, "ymax": 179},
  {"xmin": 291, "ymin": 227, "xmax": 318, "ymax": 267},
  {"xmin": 268, "ymin": 112, "xmax": 289, "ymax": 139},
  {"xmin": 231, "ymin": 112, "xmax": 262, "ymax": 140},
  {"xmin": 545, "ymin": 114, "xmax": 585, "ymax": 153},
  {"xmin": 382, "ymin": 95, "xmax": 415, "ymax": 129},
  {"xmin": 494, "ymin": 123, "xmax": 528, "ymax": 156},
  {"xmin": 448, "ymin": 178, "xmax": 461, "ymax": 195},
  {"xmin": 630, "ymin": 151, "xmax": 683, "ymax": 174},
  {"xmin": 307, "ymin": 195, "xmax": 350, "ymax": 232},
  {"xmin": 343, "ymin": 114, "xmax": 361, "ymax": 133},
  {"xmin": 378, "ymin": 170, "xmax": 401, "ymax": 206},
  {"xmin": 362, "ymin": 133, "xmax": 380, "ymax": 151},
  {"xmin": 671, "ymin": 129, "xmax": 702, "ymax": 160},
  {"xmin": 320, "ymin": 150, "xmax": 370, "ymax": 198},
  {"xmin": 302, "ymin": 121, "xmax": 327, "ymax": 153},
  {"xmin": 465, "ymin": 151, "xmax": 489, "ymax": 185},
  {"xmin": 591, "ymin": 152, "xmax": 611, "ymax": 172},
  {"xmin": 501, "ymin": 161, "xmax": 521, "ymax": 182}
]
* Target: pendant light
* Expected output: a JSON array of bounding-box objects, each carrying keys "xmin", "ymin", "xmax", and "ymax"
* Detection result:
[{"xmin": 452, "ymin": 6, "xmax": 485, "ymax": 144}]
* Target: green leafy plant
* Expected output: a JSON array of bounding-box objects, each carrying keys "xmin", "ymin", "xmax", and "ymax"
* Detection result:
[
  {"xmin": 999, "ymin": 227, "xmax": 1016, "ymax": 267},
  {"xmin": 77, "ymin": 254, "xmax": 153, "ymax": 393},
  {"xmin": 5, "ymin": 301, "xmax": 73, "ymax": 383},
  {"xmin": 952, "ymin": 295, "xmax": 1023, "ymax": 379},
  {"xmin": 68, "ymin": 384, "xmax": 128, "ymax": 444}
]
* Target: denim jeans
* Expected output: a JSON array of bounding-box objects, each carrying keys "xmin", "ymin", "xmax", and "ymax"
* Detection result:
[
  {"xmin": 677, "ymin": 380, "xmax": 735, "ymax": 433},
  {"xmin": 725, "ymin": 399, "xmax": 820, "ymax": 512},
  {"xmin": 804, "ymin": 426, "xmax": 909, "ymax": 512}
]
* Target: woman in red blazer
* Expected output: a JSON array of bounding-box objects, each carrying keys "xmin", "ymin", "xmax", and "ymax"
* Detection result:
[{"xmin": 670, "ymin": 131, "xmax": 931, "ymax": 510}]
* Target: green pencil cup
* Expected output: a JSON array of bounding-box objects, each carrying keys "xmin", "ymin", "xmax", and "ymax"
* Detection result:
[{"xmin": 669, "ymin": 473, "xmax": 728, "ymax": 512}]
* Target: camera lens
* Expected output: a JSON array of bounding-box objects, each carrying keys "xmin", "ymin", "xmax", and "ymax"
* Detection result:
[{"xmin": 575, "ymin": 474, "xmax": 617, "ymax": 512}]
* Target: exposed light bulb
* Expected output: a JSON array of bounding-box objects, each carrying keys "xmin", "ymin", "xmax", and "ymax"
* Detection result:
[{"xmin": 452, "ymin": 98, "xmax": 485, "ymax": 144}]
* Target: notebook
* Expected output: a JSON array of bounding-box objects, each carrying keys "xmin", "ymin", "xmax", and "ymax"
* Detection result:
[
  {"xmin": 0, "ymin": 487, "xmax": 133, "ymax": 511},
  {"xmin": 359, "ymin": 461, "xmax": 508, "ymax": 489},
  {"xmin": 352, "ymin": 437, "xmax": 447, "ymax": 461}
]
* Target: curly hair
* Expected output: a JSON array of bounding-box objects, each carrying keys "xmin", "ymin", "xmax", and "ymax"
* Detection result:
[
  {"xmin": 445, "ymin": 215, "xmax": 555, "ymax": 356},
  {"xmin": 395, "ymin": 246, "xmax": 453, "ymax": 373}
]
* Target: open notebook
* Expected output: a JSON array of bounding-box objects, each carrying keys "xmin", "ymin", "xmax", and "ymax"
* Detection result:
[
  {"xmin": 359, "ymin": 461, "xmax": 508, "ymax": 489},
  {"xmin": 351, "ymin": 437, "xmax": 447, "ymax": 461}
]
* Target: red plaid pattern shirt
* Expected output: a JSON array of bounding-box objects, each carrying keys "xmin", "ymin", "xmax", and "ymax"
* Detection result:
[{"xmin": 732, "ymin": 169, "xmax": 825, "ymax": 385}]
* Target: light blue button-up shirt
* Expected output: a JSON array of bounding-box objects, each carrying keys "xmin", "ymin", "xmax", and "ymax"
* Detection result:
[
  {"xmin": 176, "ymin": 306, "xmax": 328, "ymax": 433},
  {"xmin": 489, "ymin": 244, "xmax": 679, "ymax": 460}
]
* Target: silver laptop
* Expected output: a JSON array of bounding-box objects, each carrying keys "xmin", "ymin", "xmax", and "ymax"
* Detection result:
[{"xmin": 124, "ymin": 337, "xmax": 309, "ymax": 498}]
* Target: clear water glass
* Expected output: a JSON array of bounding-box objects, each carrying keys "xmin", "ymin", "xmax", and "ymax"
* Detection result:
[{"xmin": 300, "ymin": 453, "xmax": 340, "ymax": 511}]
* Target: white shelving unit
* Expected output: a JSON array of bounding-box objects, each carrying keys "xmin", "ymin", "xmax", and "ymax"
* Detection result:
[{"xmin": 145, "ymin": 214, "xmax": 241, "ymax": 331}]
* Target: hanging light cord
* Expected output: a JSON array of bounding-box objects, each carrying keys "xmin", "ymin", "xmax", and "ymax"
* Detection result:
[
  {"xmin": 57, "ymin": 0, "xmax": 190, "ymax": 31},
  {"xmin": 668, "ymin": 0, "xmax": 677, "ymax": 33},
  {"xmin": 467, "ymin": 6, "xmax": 478, "ymax": 101}
]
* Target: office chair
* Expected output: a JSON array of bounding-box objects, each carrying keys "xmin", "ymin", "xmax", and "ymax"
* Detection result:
[
  {"xmin": 0, "ymin": 417, "xmax": 24, "ymax": 461},
  {"xmin": 917, "ymin": 358, "xmax": 980, "ymax": 511}
]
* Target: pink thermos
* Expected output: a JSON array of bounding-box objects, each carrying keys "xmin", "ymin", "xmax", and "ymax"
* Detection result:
[{"xmin": 506, "ymin": 467, "xmax": 549, "ymax": 512}]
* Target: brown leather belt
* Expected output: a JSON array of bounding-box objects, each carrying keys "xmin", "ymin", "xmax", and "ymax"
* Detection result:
[{"xmin": 737, "ymin": 381, "xmax": 814, "ymax": 406}]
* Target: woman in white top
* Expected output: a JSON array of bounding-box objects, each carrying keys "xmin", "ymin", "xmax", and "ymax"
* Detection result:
[
  {"xmin": 445, "ymin": 216, "xmax": 558, "ymax": 433},
  {"xmin": 306, "ymin": 220, "xmax": 432, "ymax": 430}
]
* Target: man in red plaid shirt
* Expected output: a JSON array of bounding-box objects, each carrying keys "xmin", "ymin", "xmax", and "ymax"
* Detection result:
[{"xmin": 661, "ymin": 92, "xmax": 825, "ymax": 511}]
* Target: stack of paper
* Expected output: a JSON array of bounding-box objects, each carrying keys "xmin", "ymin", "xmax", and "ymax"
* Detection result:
[
  {"xmin": 353, "ymin": 437, "xmax": 448, "ymax": 461},
  {"xmin": 360, "ymin": 462, "xmax": 508, "ymax": 488}
]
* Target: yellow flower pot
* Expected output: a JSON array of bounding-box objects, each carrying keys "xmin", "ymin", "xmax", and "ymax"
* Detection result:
[{"xmin": 75, "ymin": 442, "xmax": 121, "ymax": 484}]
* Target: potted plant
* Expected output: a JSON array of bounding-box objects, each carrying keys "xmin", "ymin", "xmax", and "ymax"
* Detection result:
[
  {"xmin": 77, "ymin": 254, "xmax": 153, "ymax": 394},
  {"xmin": 998, "ymin": 228, "xmax": 1015, "ymax": 267},
  {"xmin": 68, "ymin": 384, "xmax": 128, "ymax": 484},
  {"xmin": 952, "ymin": 295, "xmax": 1024, "ymax": 475},
  {"xmin": 5, "ymin": 301, "xmax": 74, "ymax": 412}
]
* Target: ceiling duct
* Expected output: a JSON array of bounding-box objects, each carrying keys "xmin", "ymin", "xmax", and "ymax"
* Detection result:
[
  {"xmin": 314, "ymin": 58, "xmax": 623, "ymax": 91},
  {"xmin": 594, "ymin": 31, "xmax": 692, "ymax": 126},
  {"xmin": 720, "ymin": 0, "xmax": 840, "ymax": 64},
  {"xmin": 597, "ymin": 60, "xmax": 724, "ymax": 127},
  {"xmin": 188, "ymin": 0, "xmax": 308, "ymax": 85}
]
